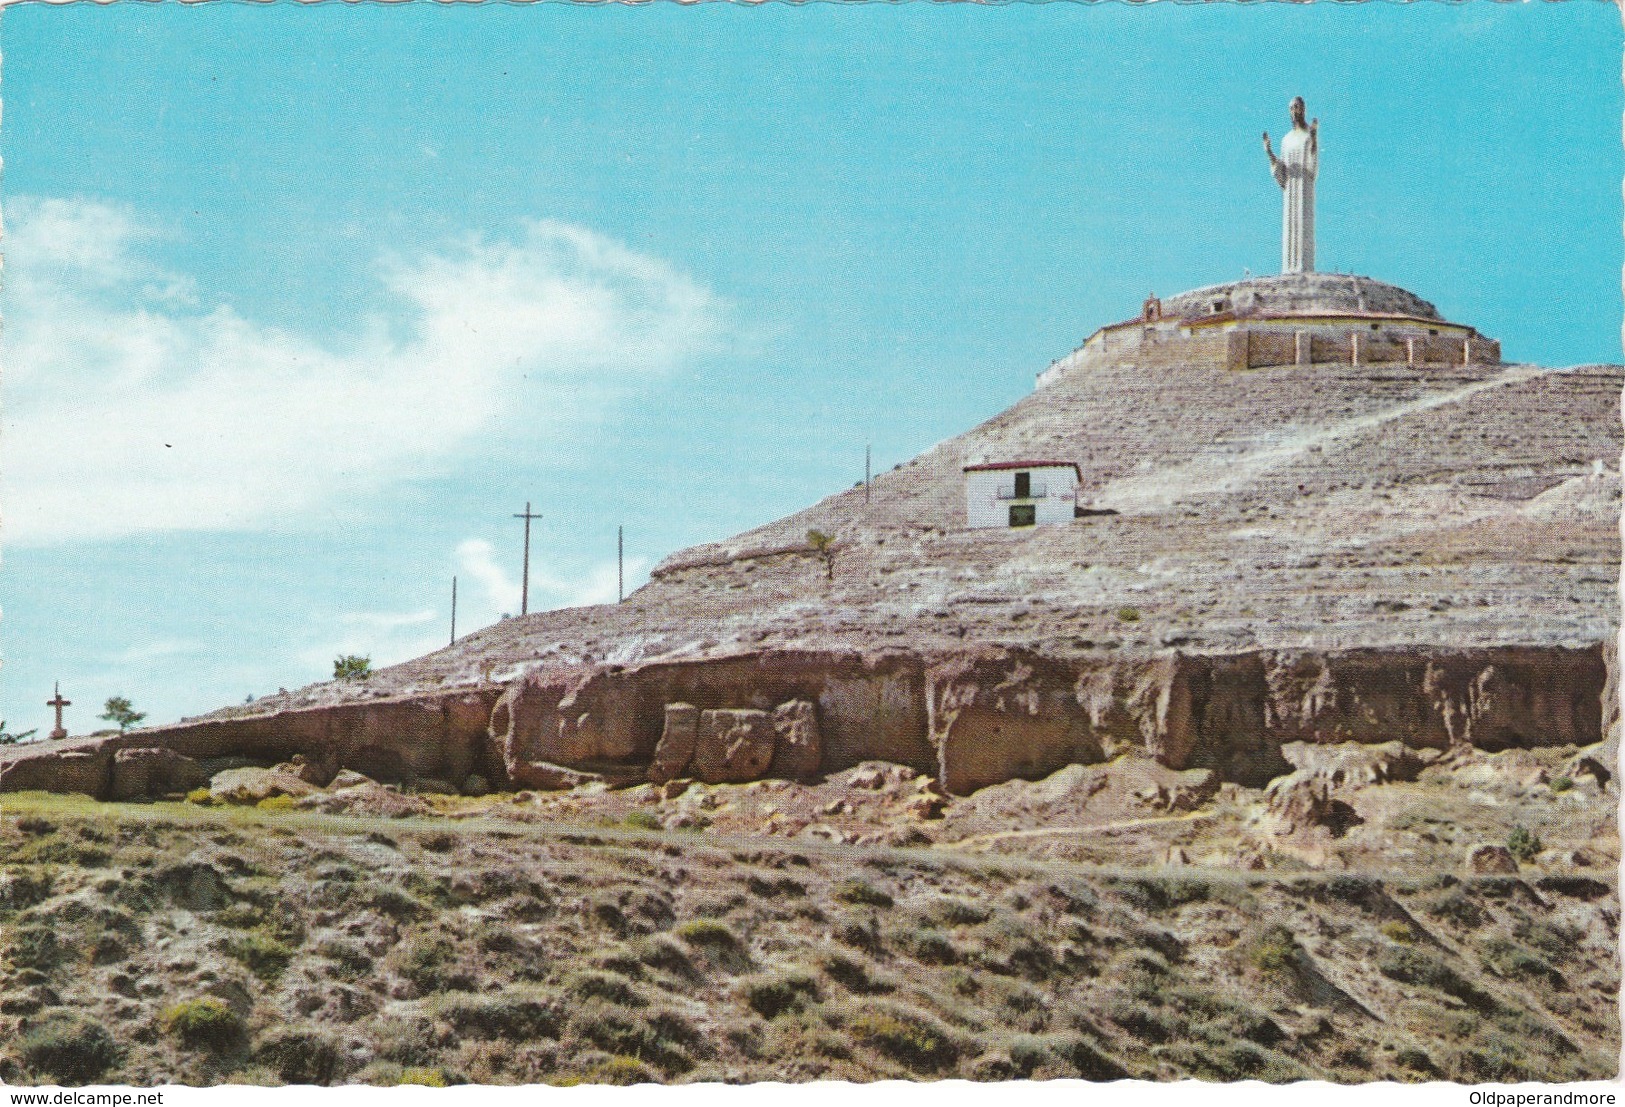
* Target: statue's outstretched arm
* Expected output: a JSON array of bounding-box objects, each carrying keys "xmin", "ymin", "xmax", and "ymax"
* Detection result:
[{"xmin": 1263, "ymin": 132, "xmax": 1287, "ymax": 188}]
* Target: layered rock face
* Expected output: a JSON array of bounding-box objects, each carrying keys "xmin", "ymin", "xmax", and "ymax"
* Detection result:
[
  {"xmin": 3, "ymin": 280, "xmax": 1617, "ymax": 800},
  {"xmin": 12, "ymin": 642, "xmax": 1604, "ymax": 800}
]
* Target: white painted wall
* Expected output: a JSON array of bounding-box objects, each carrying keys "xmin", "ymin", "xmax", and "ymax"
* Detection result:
[{"xmin": 964, "ymin": 466, "xmax": 1079, "ymax": 529}]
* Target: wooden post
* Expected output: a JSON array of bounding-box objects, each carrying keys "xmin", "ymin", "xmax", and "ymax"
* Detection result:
[
  {"xmin": 865, "ymin": 445, "xmax": 871, "ymax": 504},
  {"xmin": 450, "ymin": 576, "xmax": 457, "ymax": 645},
  {"xmin": 512, "ymin": 501, "xmax": 542, "ymax": 615},
  {"xmin": 618, "ymin": 525, "xmax": 624, "ymax": 603}
]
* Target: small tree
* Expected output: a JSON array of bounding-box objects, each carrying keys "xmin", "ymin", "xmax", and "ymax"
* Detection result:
[
  {"xmin": 806, "ymin": 529, "xmax": 836, "ymax": 581},
  {"xmin": 100, "ymin": 697, "xmax": 146, "ymax": 734},
  {"xmin": 333, "ymin": 655, "xmax": 372, "ymax": 680},
  {"xmin": 0, "ymin": 721, "xmax": 38, "ymax": 746},
  {"xmin": 1507, "ymin": 825, "xmax": 1543, "ymax": 863}
]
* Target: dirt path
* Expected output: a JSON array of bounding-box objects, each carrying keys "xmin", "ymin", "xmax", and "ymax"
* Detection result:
[{"xmin": 943, "ymin": 808, "xmax": 1223, "ymax": 851}]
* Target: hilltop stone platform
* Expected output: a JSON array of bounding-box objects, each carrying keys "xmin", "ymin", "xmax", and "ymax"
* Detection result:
[{"xmin": 1038, "ymin": 274, "xmax": 1500, "ymax": 385}]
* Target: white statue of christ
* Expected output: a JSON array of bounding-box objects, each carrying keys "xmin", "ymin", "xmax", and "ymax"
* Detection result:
[{"xmin": 1262, "ymin": 97, "xmax": 1318, "ymax": 275}]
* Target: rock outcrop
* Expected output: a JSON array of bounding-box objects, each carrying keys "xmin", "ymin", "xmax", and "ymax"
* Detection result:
[
  {"xmin": 108, "ymin": 748, "xmax": 209, "ymax": 801},
  {"xmin": 1, "ymin": 643, "xmax": 1613, "ymax": 800}
]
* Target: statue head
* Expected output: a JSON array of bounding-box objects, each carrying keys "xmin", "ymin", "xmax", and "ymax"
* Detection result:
[{"xmin": 1289, "ymin": 96, "xmax": 1307, "ymax": 128}]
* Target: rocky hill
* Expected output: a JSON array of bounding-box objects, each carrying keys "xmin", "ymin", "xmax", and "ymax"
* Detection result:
[
  {"xmin": 3, "ymin": 277, "xmax": 1619, "ymax": 802},
  {"xmin": 3, "ymin": 274, "xmax": 1618, "ymax": 1088}
]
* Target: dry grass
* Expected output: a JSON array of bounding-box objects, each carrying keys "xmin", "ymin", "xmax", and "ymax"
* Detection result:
[{"xmin": 0, "ymin": 790, "xmax": 1616, "ymax": 1086}]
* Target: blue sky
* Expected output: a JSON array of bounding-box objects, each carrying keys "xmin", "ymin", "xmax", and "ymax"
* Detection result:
[{"xmin": 3, "ymin": 2, "xmax": 1620, "ymax": 735}]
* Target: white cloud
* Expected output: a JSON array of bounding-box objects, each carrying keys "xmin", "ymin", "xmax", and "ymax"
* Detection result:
[
  {"xmin": 454, "ymin": 536, "xmax": 648, "ymax": 628},
  {"xmin": 3, "ymin": 197, "xmax": 724, "ymax": 545},
  {"xmin": 455, "ymin": 538, "xmax": 523, "ymax": 619}
]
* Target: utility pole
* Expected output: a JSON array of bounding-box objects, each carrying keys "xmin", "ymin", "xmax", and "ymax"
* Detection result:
[
  {"xmin": 618, "ymin": 525, "xmax": 624, "ymax": 603},
  {"xmin": 513, "ymin": 501, "xmax": 542, "ymax": 616},
  {"xmin": 865, "ymin": 444, "xmax": 871, "ymax": 504},
  {"xmin": 450, "ymin": 576, "xmax": 458, "ymax": 645}
]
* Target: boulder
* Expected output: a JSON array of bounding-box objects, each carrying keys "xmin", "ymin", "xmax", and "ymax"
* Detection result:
[
  {"xmin": 208, "ymin": 767, "xmax": 318, "ymax": 806},
  {"xmin": 1133, "ymin": 768, "xmax": 1219, "ymax": 813},
  {"xmin": 1277, "ymin": 741, "xmax": 1427, "ymax": 787},
  {"xmin": 275, "ymin": 754, "xmax": 336, "ymax": 787},
  {"xmin": 649, "ymin": 703, "xmax": 699, "ymax": 783},
  {"xmin": 109, "ymin": 747, "xmax": 209, "ymax": 800},
  {"xmin": 769, "ymin": 700, "xmax": 822, "ymax": 781},
  {"xmin": 1567, "ymin": 754, "xmax": 1611, "ymax": 788},
  {"xmin": 327, "ymin": 769, "xmax": 376, "ymax": 790},
  {"xmin": 297, "ymin": 783, "xmax": 432, "ymax": 819},
  {"xmin": 508, "ymin": 760, "xmax": 604, "ymax": 792},
  {"xmin": 1261, "ymin": 776, "xmax": 1362, "ymax": 838},
  {"xmin": 691, "ymin": 709, "xmax": 775, "ymax": 784},
  {"xmin": 0, "ymin": 746, "xmax": 111, "ymax": 797},
  {"xmin": 1465, "ymin": 843, "xmax": 1518, "ymax": 874}
]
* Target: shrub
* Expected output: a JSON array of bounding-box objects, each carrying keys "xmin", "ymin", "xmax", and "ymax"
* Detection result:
[
  {"xmin": 1481, "ymin": 938, "xmax": 1565, "ymax": 988},
  {"xmin": 9, "ymin": 923, "xmax": 67, "ymax": 972},
  {"xmin": 742, "ymin": 972, "xmax": 820, "ymax": 1019},
  {"xmin": 163, "ymin": 997, "xmax": 245, "ymax": 1050},
  {"xmin": 1549, "ymin": 775, "xmax": 1573, "ymax": 793},
  {"xmin": 633, "ymin": 935, "xmax": 697, "ymax": 979},
  {"xmin": 1378, "ymin": 948, "xmax": 1499, "ymax": 1013},
  {"xmin": 892, "ymin": 926, "xmax": 957, "ymax": 965},
  {"xmin": 674, "ymin": 918, "xmax": 739, "ymax": 950},
  {"xmin": 834, "ymin": 878, "xmax": 893, "ymax": 909},
  {"xmin": 333, "ymin": 655, "xmax": 372, "ymax": 680},
  {"xmin": 1241, "ymin": 925, "xmax": 1301, "ymax": 977},
  {"xmin": 256, "ymin": 795, "xmax": 298, "ymax": 812},
  {"xmin": 1379, "ymin": 921, "xmax": 1414, "ymax": 943},
  {"xmin": 1008, "ymin": 1034, "xmax": 1051, "ymax": 1077},
  {"xmin": 846, "ymin": 1004, "xmax": 959, "ymax": 1073},
  {"xmin": 1394, "ymin": 1047, "xmax": 1439, "ymax": 1077},
  {"xmin": 368, "ymin": 886, "xmax": 427, "ymax": 921},
  {"xmin": 999, "ymin": 934, "xmax": 1059, "ymax": 981},
  {"xmin": 19, "ymin": 1014, "xmax": 121, "ymax": 1084},
  {"xmin": 1507, "ymin": 826, "xmax": 1543, "ymax": 863},
  {"xmin": 582, "ymin": 1055, "xmax": 655, "ymax": 1085},
  {"xmin": 570, "ymin": 1003, "xmax": 697, "ymax": 1074},
  {"xmin": 186, "ymin": 788, "xmax": 215, "ymax": 806},
  {"xmin": 624, "ymin": 810, "xmax": 663, "ymax": 832},
  {"xmin": 567, "ymin": 970, "xmax": 645, "ymax": 1008},
  {"xmin": 1116, "ymin": 607, "xmax": 1141, "ymax": 623},
  {"xmin": 935, "ymin": 897, "xmax": 992, "ymax": 926},
  {"xmin": 1425, "ymin": 887, "xmax": 1484, "ymax": 929},
  {"xmin": 392, "ymin": 936, "xmax": 475, "ymax": 994},
  {"xmin": 437, "ymin": 994, "xmax": 561, "ymax": 1040},
  {"xmin": 821, "ymin": 951, "xmax": 890, "ymax": 995},
  {"xmin": 745, "ymin": 873, "xmax": 807, "ymax": 898},
  {"xmin": 256, "ymin": 1027, "xmax": 341, "ymax": 1085},
  {"xmin": 224, "ymin": 931, "xmax": 295, "ymax": 982},
  {"xmin": 398, "ymin": 1067, "xmax": 452, "ymax": 1087},
  {"xmin": 315, "ymin": 937, "xmax": 373, "ymax": 978},
  {"xmin": 835, "ymin": 917, "xmax": 884, "ymax": 953}
]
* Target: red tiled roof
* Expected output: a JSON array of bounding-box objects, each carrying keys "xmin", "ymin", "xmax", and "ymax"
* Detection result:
[{"xmin": 963, "ymin": 460, "xmax": 1082, "ymax": 478}]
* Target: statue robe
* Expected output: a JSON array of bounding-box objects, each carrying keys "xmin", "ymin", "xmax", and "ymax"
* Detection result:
[{"xmin": 1272, "ymin": 125, "xmax": 1317, "ymax": 274}]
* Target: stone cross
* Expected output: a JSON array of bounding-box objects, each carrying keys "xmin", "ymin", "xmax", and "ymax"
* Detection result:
[
  {"xmin": 46, "ymin": 681, "xmax": 71, "ymax": 741},
  {"xmin": 1262, "ymin": 97, "xmax": 1319, "ymax": 275}
]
